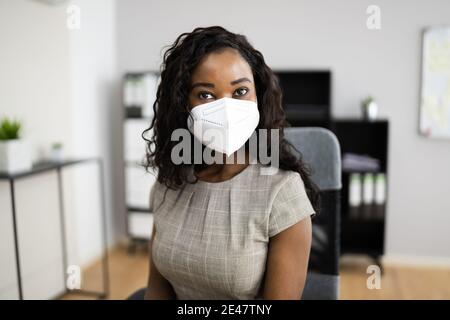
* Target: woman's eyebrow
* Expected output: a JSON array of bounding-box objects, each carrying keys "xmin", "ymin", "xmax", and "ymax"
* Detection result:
[
  {"xmin": 230, "ymin": 77, "xmax": 252, "ymax": 85},
  {"xmin": 191, "ymin": 77, "xmax": 252, "ymax": 89},
  {"xmin": 191, "ymin": 82, "xmax": 214, "ymax": 89}
]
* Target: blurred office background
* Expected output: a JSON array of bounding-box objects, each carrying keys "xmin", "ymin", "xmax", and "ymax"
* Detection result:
[{"xmin": 0, "ymin": 0, "xmax": 449, "ymax": 299}]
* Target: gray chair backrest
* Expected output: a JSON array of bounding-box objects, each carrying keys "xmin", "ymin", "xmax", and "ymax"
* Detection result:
[
  {"xmin": 284, "ymin": 127, "xmax": 342, "ymax": 300},
  {"xmin": 285, "ymin": 127, "xmax": 341, "ymax": 191}
]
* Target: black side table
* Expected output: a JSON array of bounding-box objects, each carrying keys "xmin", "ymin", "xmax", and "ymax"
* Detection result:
[{"xmin": 0, "ymin": 158, "xmax": 110, "ymax": 299}]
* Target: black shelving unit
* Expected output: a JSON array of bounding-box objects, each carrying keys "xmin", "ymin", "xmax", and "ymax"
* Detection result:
[
  {"xmin": 284, "ymin": 115, "xmax": 389, "ymax": 264},
  {"xmin": 330, "ymin": 119, "xmax": 389, "ymax": 264},
  {"xmin": 275, "ymin": 70, "xmax": 388, "ymax": 265},
  {"xmin": 275, "ymin": 70, "xmax": 331, "ymax": 128}
]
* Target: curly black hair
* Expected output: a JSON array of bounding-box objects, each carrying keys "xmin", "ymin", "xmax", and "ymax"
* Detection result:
[{"xmin": 142, "ymin": 26, "xmax": 320, "ymax": 214}]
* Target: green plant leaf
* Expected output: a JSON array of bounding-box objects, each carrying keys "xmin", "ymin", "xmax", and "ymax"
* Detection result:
[{"xmin": 0, "ymin": 118, "xmax": 22, "ymax": 140}]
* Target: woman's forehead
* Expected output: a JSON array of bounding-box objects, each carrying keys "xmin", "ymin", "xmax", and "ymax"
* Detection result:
[{"xmin": 190, "ymin": 48, "xmax": 253, "ymax": 85}]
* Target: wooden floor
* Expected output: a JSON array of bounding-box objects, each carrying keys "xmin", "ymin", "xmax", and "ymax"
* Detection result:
[
  {"xmin": 62, "ymin": 245, "xmax": 450, "ymax": 300},
  {"xmin": 340, "ymin": 255, "xmax": 450, "ymax": 299},
  {"xmin": 62, "ymin": 244, "xmax": 150, "ymax": 300}
]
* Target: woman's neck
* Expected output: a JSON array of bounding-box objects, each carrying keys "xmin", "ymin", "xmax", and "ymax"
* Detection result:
[{"xmin": 195, "ymin": 151, "xmax": 250, "ymax": 183}]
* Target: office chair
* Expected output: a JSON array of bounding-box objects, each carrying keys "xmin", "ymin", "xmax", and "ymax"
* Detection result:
[
  {"xmin": 284, "ymin": 127, "xmax": 342, "ymax": 300},
  {"xmin": 127, "ymin": 127, "xmax": 342, "ymax": 300}
]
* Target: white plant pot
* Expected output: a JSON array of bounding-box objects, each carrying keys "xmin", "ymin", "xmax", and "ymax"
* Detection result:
[
  {"xmin": 50, "ymin": 148, "xmax": 64, "ymax": 163},
  {"xmin": 363, "ymin": 101, "xmax": 379, "ymax": 121},
  {"xmin": 0, "ymin": 139, "xmax": 32, "ymax": 174}
]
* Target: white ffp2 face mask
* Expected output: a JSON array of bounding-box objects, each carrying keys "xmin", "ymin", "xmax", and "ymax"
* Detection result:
[{"xmin": 187, "ymin": 97, "xmax": 260, "ymax": 156}]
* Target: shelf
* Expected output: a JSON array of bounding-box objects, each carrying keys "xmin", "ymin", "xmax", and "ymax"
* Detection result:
[
  {"xmin": 122, "ymin": 72, "xmax": 158, "ymax": 245},
  {"xmin": 333, "ymin": 118, "xmax": 389, "ymax": 124},
  {"xmin": 342, "ymin": 169, "xmax": 386, "ymax": 174},
  {"xmin": 127, "ymin": 206, "xmax": 151, "ymax": 213},
  {"xmin": 343, "ymin": 204, "xmax": 386, "ymax": 220},
  {"xmin": 0, "ymin": 158, "xmax": 99, "ymax": 180}
]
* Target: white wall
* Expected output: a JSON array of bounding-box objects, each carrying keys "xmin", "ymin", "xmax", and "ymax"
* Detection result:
[
  {"xmin": 0, "ymin": 0, "xmax": 122, "ymax": 273},
  {"xmin": 67, "ymin": 0, "xmax": 122, "ymax": 266},
  {"xmin": 116, "ymin": 0, "xmax": 450, "ymax": 261},
  {"xmin": 0, "ymin": 0, "xmax": 72, "ymax": 159}
]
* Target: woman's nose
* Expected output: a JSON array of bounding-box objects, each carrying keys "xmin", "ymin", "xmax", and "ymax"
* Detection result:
[{"xmin": 216, "ymin": 92, "xmax": 233, "ymax": 100}]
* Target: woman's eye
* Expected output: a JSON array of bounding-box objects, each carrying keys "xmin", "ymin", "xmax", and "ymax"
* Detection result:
[
  {"xmin": 198, "ymin": 92, "xmax": 214, "ymax": 100},
  {"xmin": 233, "ymin": 87, "xmax": 249, "ymax": 97}
]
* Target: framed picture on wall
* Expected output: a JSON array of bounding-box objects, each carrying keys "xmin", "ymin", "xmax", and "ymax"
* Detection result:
[{"xmin": 419, "ymin": 26, "xmax": 450, "ymax": 139}]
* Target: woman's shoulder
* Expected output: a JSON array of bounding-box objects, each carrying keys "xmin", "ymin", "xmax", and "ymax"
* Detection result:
[
  {"xmin": 251, "ymin": 163, "xmax": 310, "ymax": 207},
  {"xmin": 251, "ymin": 163, "xmax": 304, "ymax": 190}
]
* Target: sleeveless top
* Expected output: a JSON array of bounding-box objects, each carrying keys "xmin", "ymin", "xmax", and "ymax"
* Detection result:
[{"xmin": 150, "ymin": 163, "xmax": 316, "ymax": 299}]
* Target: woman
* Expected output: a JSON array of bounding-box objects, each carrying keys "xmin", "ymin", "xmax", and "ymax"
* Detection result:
[{"xmin": 143, "ymin": 26, "xmax": 320, "ymax": 300}]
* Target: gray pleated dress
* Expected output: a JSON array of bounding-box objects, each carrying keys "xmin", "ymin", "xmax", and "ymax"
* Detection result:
[{"xmin": 150, "ymin": 163, "xmax": 316, "ymax": 300}]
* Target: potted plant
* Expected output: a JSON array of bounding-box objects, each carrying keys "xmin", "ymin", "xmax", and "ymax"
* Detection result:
[
  {"xmin": 361, "ymin": 95, "xmax": 379, "ymax": 121},
  {"xmin": 50, "ymin": 142, "xmax": 64, "ymax": 163},
  {"xmin": 0, "ymin": 118, "xmax": 32, "ymax": 173}
]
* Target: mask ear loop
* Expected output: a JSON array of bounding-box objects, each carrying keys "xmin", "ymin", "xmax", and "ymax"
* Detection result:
[
  {"xmin": 186, "ymin": 109, "xmax": 195, "ymax": 130},
  {"xmin": 186, "ymin": 103, "xmax": 195, "ymax": 130}
]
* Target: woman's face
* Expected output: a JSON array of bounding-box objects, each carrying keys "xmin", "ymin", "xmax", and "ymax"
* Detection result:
[{"xmin": 188, "ymin": 48, "xmax": 257, "ymax": 110}]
